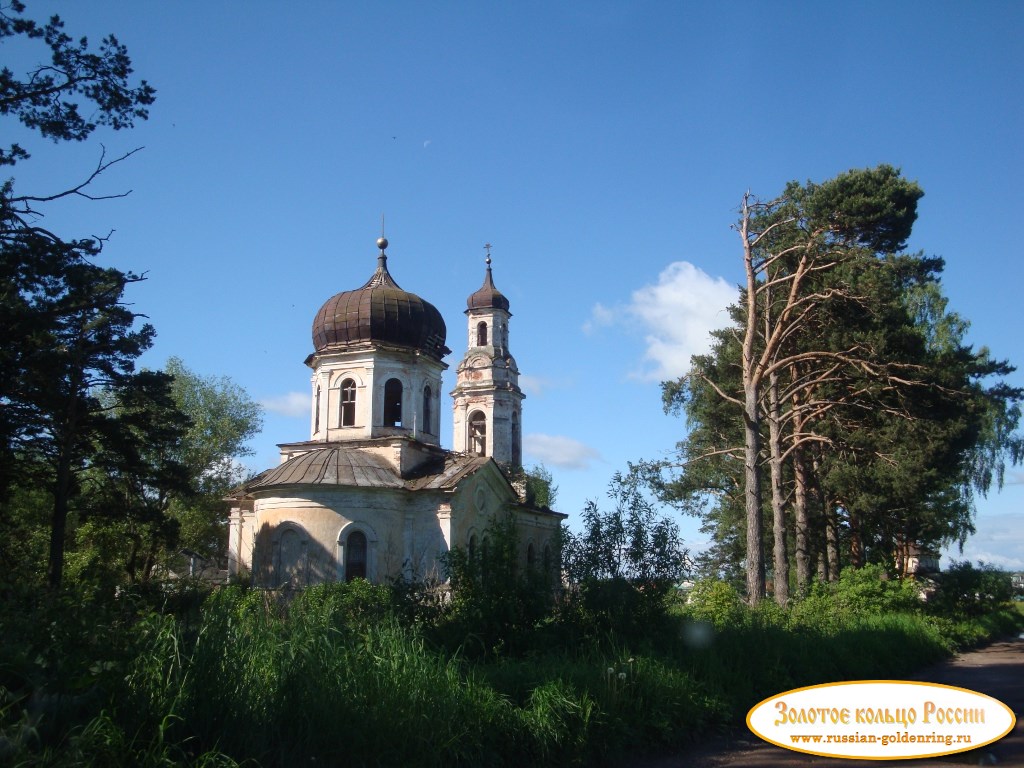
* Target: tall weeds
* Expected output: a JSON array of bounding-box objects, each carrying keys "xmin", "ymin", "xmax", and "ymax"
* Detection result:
[{"xmin": 3, "ymin": 575, "xmax": 1021, "ymax": 767}]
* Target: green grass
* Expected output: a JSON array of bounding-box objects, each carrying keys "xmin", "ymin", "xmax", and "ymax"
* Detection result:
[{"xmin": 2, "ymin": 580, "xmax": 1021, "ymax": 767}]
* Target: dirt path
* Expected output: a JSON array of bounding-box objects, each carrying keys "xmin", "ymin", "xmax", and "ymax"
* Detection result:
[{"xmin": 636, "ymin": 635, "xmax": 1024, "ymax": 768}]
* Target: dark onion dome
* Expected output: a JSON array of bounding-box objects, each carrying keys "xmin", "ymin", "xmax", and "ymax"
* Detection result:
[
  {"xmin": 312, "ymin": 238, "xmax": 449, "ymax": 360},
  {"xmin": 466, "ymin": 257, "xmax": 510, "ymax": 311}
]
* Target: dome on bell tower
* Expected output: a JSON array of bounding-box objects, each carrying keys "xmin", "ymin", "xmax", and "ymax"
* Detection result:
[
  {"xmin": 311, "ymin": 238, "xmax": 450, "ymax": 360},
  {"xmin": 466, "ymin": 253, "xmax": 510, "ymax": 312}
]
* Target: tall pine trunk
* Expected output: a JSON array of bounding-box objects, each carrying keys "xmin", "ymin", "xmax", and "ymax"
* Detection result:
[
  {"xmin": 741, "ymin": 197, "xmax": 765, "ymax": 605},
  {"xmin": 849, "ymin": 508, "xmax": 864, "ymax": 568},
  {"xmin": 793, "ymin": 447, "xmax": 812, "ymax": 595},
  {"xmin": 48, "ymin": 457, "xmax": 72, "ymax": 589},
  {"xmin": 743, "ymin": 388, "xmax": 765, "ymax": 604},
  {"xmin": 768, "ymin": 371, "xmax": 788, "ymax": 605}
]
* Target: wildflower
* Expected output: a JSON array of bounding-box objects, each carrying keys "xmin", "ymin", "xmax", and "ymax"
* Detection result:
[
  {"xmin": 607, "ymin": 667, "xmax": 615, "ymax": 676},
  {"xmin": 618, "ymin": 672, "xmax": 627, "ymax": 681}
]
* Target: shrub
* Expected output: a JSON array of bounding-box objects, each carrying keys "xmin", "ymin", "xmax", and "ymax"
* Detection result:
[
  {"xmin": 685, "ymin": 579, "xmax": 746, "ymax": 629},
  {"xmin": 790, "ymin": 564, "xmax": 921, "ymax": 631},
  {"xmin": 928, "ymin": 561, "xmax": 1013, "ymax": 618},
  {"xmin": 560, "ymin": 476, "xmax": 689, "ymax": 642},
  {"xmin": 439, "ymin": 512, "xmax": 556, "ymax": 657},
  {"xmin": 288, "ymin": 578, "xmax": 395, "ymax": 631}
]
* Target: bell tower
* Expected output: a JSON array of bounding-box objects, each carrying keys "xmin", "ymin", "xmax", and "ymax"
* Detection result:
[{"xmin": 451, "ymin": 247, "xmax": 524, "ymax": 467}]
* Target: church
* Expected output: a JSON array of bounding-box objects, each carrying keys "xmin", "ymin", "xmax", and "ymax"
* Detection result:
[{"xmin": 226, "ymin": 237, "xmax": 565, "ymax": 587}]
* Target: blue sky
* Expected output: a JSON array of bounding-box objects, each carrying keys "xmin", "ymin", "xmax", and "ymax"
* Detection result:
[{"xmin": 8, "ymin": 2, "xmax": 1023, "ymax": 568}]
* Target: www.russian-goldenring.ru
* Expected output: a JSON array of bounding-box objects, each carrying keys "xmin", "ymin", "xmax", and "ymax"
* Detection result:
[{"xmin": 789, "ymin": 730, "xmax": 973, "ymax": 748}]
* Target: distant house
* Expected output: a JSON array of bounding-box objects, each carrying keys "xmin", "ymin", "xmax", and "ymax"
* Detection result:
[
  {"xmin": 1011, "ymin": 572, "xmax": 1024, "ymax": 596},
  {"xmin": 225, "ymin": 238, "xmax": 565, "ymax": 587},
  {"xmin": 898, "ymin": 543, "xmax": 940, "ymax": 577}
]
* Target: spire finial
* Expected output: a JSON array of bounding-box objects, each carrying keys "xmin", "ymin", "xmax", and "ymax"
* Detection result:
[
  {"xmin": 377, "ymin": 214, "xmax": 388, "ymax": 253},
  {"xmin": 378, "ymin": 215, "xmax": 389, "ymax": 253},
  {"xmin": 484, "ymin": 242, "xmax": 492, "ymax": 268}
]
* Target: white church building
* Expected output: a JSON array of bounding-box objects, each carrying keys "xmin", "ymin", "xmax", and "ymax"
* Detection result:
[{"xmin": 226, "ymin": 237, "xmax": 565, "ymax": 587}]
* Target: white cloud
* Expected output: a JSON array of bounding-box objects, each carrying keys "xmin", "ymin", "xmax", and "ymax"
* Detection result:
[
  {"xmin": 957, "ymin": 550, "xmax": 1024, "ymax": 570},
  {"xmin": 524, "ymin": 433, "xmax": 602, "ymax": 470},
  {"xmin": 260, "ymin": 391, "xmax": 308, "ymax": 418},
  {"xmin": 519, "ymin": 374, "xmax": 571, "ymax": 397},
  {"xmin": 942, "ymin": 513, "xmax": 1024, "ymax": 570},
  {"xmin": 586, "ymin": 261, "xmax": 737, "ymax": 381},
  {"xmin": 582, "ymin": 302, "xmax": 616, "ymax": 335}
]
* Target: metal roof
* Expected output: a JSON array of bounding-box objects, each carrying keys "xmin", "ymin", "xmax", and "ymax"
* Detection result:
[
  {"xmin": 466, "ymin": 262, "xmax": 510, "ymax": 312},
  {"xmin": 311, "ymin": 250, "xmax": 449, "ymax": 360},
  {"xmin": 243, "ymin": 446, "xmax": 491, "ymax": 493}
]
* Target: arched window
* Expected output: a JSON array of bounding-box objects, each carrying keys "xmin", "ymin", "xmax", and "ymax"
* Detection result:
[
  {"xmin": 468, "ymin": 411, "xmax": 486, "ymax": 456},
  {"xmin": 383, "ymin": 378, "xmax": 403, "ymax": 427},
  {"xmin": 340, "ymin": 378, "xmax": 356, "ymax": 427},
  {"xmin": 468, "ymin": 534, "xmax": 477, "ymax": 562},
  {"xmin": 314, "ymin": 386, "xmax": 321, "ymax": 433},
  {"xmin": 476, "ymin": 321, "xmax": 488, "ymax": 347},
  {"xmin": 422, "ymin": 385, "xmax": 432, "ymax": 434},
  {"xmin": 345, "ymin": 531, "xmax": 367, "ymax": 582}
]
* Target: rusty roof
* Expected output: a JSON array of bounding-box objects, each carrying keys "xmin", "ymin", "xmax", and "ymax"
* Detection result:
[
  {"xmin": 311, "ymin": 250, "xmax": 449, "ymax": 360},
  {"xmin": 406, "ymin": 454, "xmax": 492, "ymax": 490},
  {"xmin": 466, "ymin": 262, "xmax": 510, "ymax": 312},
  {"xmin": 242, "ymin": 446, "xmax": 492, "ymax": 494}
]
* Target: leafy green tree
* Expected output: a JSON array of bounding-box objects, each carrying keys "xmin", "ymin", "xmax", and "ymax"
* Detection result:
[
  {"xmin": 163, "ymin": 357, "xmax": 262, "ymax": 560},
  {"xmin": 74, "ymin": 371, "xmax": 193, "ymax": 585},
  {"xmin": 808, "ymin": 255, "xmax": 1022, "ymax": 575},
  {"xmin": 67, "ymin": 360, "xmax": 261, "ymax": 583},
  {"xmin": 20, "ymin": 257, "xmax": 158, "ymax": 588},
  {"xmin": 0, "ymin": 0, "xmax": 154, "ymax": 166},
  {"xmin": 561, "ymin": 474, "xmax": 688, "ymax": 635},
  {"xmin": 929, "ymin": 561, "xmax": 1013, "ymax": 618},
  {"xmin": 649, "ymin": 167, "xmax": 1022, "ymax": 601},
  {"xmin": 0, "ymin": 1, "xmax": 155, "ymax": 587},
  {"xmin": 0, "ymin": 483, "xmax": 51, "ymax": 589},
  {"xmin": 728, "ymin": 166, "xmax": 923, "ymax": 603}
]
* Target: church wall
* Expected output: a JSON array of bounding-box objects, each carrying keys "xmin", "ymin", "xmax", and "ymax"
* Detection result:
[
  {"xmin": 250, "ymin": 487, "xmax": 455, "ymax": 586},
  {"xmin": 445, "ymin": 470, "xmax": 563, "ymax": 574},
  {"xmin": 311, "ymin": 346, "xmax": 445, "ymax": 445},
  {"xmin": 233, "ymin": 466, "xmax": 564, "ymax": 589},
  {"xmin": 227, "ymin": 501, "xmax": 256, "ymax": 580}
]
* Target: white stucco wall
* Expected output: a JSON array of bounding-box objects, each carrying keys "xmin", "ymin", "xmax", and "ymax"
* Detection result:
[
  {"xmin": 228, "ymin": 463, "xmax": 562, "ymax": 587},
  {"xmin": 309, "ymin": 346, "xmax": 446, "ymax": 446}
]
